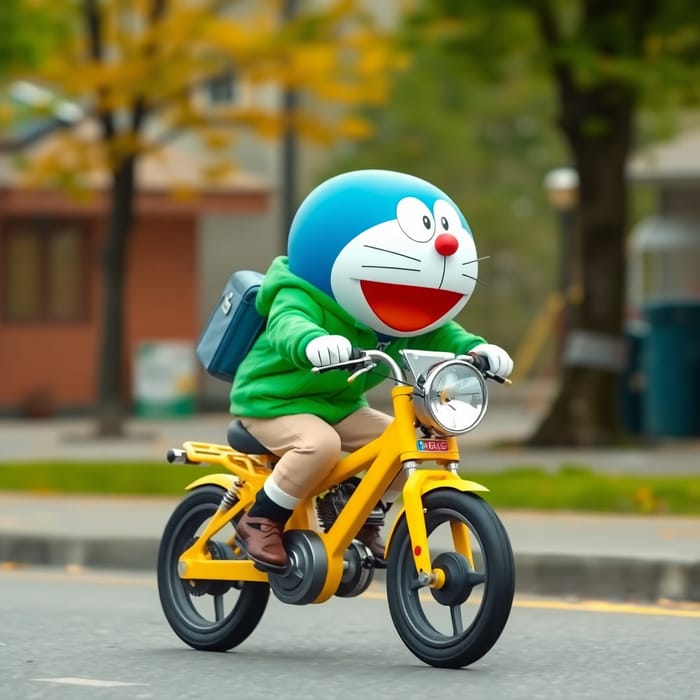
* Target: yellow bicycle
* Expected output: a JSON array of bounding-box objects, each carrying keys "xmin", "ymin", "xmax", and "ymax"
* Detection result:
[{"xmin": 157, "ymin": 348, "xmax": 515, "ymax": 668}]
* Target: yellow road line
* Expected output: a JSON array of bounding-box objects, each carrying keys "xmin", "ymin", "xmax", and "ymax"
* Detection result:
[
  {"xmin": 360, "ymin": 589, "xmax": 700, "ymax": 618},
  {"xmin": 513, "ymin": 597, "xmax": 700, "ymax": 619},
  {"xmin": 2, "ymin": 566, "xmax": 699, "ymax": 619},
  {"xmin": 0, "ymin": 564, "xmax": 154, "ymax": 587}
]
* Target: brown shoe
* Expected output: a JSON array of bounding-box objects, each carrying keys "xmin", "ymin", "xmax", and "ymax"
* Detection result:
[
  {"xmin": 356, "ymin": 524, "xmax": 387, "ymax": 565},
  {"xmin": 236, "ymin": 512, "xmax": 288, "ymax": 572}
]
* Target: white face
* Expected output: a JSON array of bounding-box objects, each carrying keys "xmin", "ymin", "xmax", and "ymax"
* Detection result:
[{"xmin": 330, "ymin": 197, "xmax": 478, "ymax": 336}]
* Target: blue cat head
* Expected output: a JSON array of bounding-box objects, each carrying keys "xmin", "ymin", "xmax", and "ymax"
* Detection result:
[{"xmin": 288, "ymin": 169, "xmax": 479, "ymax": 337}]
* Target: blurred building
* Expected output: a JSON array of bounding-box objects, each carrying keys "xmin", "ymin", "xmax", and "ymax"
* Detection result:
[
  {"xmin": 627, "ymin": 127, "xmax": 700, "ymax": 312},
  {"xmin": 0, "ymin": 83, "xmax": 272, "ymax": 417}
]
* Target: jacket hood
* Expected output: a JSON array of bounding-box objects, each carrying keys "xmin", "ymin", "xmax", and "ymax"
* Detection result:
[{"xmin": 256, "ymin": 256, "xmax": 362, "ymax": 330}]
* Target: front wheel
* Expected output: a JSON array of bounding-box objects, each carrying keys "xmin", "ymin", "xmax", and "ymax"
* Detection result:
[
  {"xmin": 386, "ymin": 489, "xmax": 515, "ymax": 668},
  {"xmin": 157, "ymin": 485, "xmax": 270, "ymax": 651}
]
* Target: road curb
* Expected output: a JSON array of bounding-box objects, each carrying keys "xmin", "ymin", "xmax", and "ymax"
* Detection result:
[
  {"xmin": 513, "ymin": 553, "xmax": 700, "ymax": 603},
  {"xmin": 2, "ymin": 533, "xmax": 698, "ymax": 603},
  {"xmin": 0, "ymin": 534, "xmax": 158, "ymax": 572}
]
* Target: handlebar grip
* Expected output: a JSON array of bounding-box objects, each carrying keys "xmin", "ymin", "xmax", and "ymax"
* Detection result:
[
  {"xmin": 466, "ymin": 352, "xmax": 510, "ymax": 385},
  {"xmin": 467, "ymin": 351, "xmax": 490, "ymax": 373},
  {"xmin": 167, "ymin": 448, "xmax": 195, "ymax": 464}
]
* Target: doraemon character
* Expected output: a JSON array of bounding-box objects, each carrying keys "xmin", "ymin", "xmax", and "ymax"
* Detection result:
[{"xmin": 232, "ymin": 170, "xmax": 513, "ymax": 572}]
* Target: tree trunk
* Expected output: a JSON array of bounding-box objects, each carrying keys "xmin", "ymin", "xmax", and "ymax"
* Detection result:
[
  {"xmin": 529, "ymin": 82, "xmax": 634, "ymax": 446},
  {"xmin": 95, "ymin": 157, "xmax": 136, "ymax": 437}
]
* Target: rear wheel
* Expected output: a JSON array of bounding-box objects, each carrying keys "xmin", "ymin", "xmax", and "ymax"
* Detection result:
[
  {"xmin": 157, "ymin": 485, "xmax": 269, "ymax": 651},
  {"xmin": 386, "ymin": 489, "xmax": 514, "ymax": 668}
]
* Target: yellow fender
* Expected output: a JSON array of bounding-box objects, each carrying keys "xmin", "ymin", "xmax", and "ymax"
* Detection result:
[
  {"xmin": 383, "ymin": 472, "xmax": 489, "ymax": 565},
  {"xmin": 185, "ymin": 473, "xmax": 238, "ymax": 492},
  {"xmin": 184, "ymin": 472, "xmax": 259, "ymax": 512}
]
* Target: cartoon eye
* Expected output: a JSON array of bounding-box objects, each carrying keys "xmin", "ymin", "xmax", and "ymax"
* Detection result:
[
  {"xmin": 434, "ymin": 199, "xmax": 464, "ymax": 235},
  {"xmin": 396, "ymin": 197, "xmax": 435, "ymax": 242}
]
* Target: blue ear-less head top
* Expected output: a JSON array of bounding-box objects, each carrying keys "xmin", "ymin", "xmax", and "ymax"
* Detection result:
[{"xmin": 287, "ymin": 169, "xmax": 471, "ymax": 298}]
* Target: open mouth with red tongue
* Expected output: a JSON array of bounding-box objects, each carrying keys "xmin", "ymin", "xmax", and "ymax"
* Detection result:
[{"xmin": 360, "ymin": 280, "xmax": 464, "ymax": 333}]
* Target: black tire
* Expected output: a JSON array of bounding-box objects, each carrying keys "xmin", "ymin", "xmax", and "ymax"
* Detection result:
[
  {"xmin": 157, "ymin": 485, "xmax": 269, "ymax": 651},
  {"xmin": 386, "ymin": 489, "xmax": 515, "ymax": 668}
]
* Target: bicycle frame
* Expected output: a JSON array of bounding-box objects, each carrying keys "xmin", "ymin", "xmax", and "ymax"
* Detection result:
[{"xmin": 175, "ymin": 382, "xmax": 488, "ymax": 604}]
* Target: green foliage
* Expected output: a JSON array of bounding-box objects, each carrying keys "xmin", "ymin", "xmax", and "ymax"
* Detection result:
[
  {"xmin": 0, "ymin": 0, "xmax": 69, "ymax": 77},
  {"xmin": 7, "ymin": 0, "xmax": 400, "ymax": 183}
]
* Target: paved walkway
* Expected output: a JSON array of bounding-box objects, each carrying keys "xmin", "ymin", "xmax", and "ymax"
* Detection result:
[
  {"xmin": 0, "ymin": 393, "xmax": 698, "ymax": 603},
  {"xmin": 1, "ymin": 403, "xmax": 698, "ymax": 474}
]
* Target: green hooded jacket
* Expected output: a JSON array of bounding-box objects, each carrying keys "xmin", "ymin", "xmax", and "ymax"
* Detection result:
[{"xmin": 229, "ymin": 256, "xmax": 486, "ymax": 423}]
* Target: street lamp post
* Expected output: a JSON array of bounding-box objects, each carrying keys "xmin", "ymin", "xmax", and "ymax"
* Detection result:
[{"xmin": 543, "ymin": 167, "xmax": 579, "ymax": 361}]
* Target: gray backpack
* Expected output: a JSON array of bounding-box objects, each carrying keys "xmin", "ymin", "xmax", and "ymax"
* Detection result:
[{"xmin": 195, "ymin": 271, "xmax": 265, "ymax": 382}]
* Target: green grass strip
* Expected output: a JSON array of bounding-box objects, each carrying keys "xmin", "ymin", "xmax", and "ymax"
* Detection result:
[
  {"xmin": 1, "ymin": 461, "xmax": 699, "ymax": 515},
  {"xmin": 466, "ymin": 464, "xmax": 700, "ymax": 515},
  {"xmin": 0, "ymin": 462, "xmax": 213, "ymax": 497}
]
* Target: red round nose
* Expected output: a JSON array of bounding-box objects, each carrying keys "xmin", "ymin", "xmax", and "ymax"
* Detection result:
[{"xmin": 435, "ymin": 233, "xmax": 459, "ymax": 257}]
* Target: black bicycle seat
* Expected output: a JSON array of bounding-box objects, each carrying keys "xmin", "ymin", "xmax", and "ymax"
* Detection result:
[{"xmin": 226, "ymin": 419, "xmax": 274, "ymax": 456}]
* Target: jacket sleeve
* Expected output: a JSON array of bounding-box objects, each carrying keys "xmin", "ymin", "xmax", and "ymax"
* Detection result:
[{"xmin": 264, "ymin": 287, "xmax": 328, "ymax": 367}]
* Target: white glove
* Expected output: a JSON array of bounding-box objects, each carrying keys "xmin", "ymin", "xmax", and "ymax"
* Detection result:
[
  {"xmin": 469, "ymin": 343, "xmax": 514, "ymax": 378},
  {"xmin": 305, "ymin": 335, "xmax": 353, "ymax": 367}
]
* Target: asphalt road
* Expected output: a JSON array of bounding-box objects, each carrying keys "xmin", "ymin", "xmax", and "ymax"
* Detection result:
[{"xmin": 1, "ymin": 567, "xmax": 699, "ymax": 700}]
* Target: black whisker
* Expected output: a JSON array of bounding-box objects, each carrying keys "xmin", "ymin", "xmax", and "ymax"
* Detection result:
[
  {"xmin": 462, "ymin": 256, "xmax": 490, "ymax": 265},
  {"xmin": 461, "ymin": 273, "xmax": 488, "ymax": 287},
  {"xmin": 363, "ymin": 245, "xmax": 422, "ymax": 263},
  {"xmin": 362, "ymin": 265, "xmax": 421, "ymax": 272},
  {"xmin": 439, "ymin": 257, "xmax": 447, "ymax": 289}
]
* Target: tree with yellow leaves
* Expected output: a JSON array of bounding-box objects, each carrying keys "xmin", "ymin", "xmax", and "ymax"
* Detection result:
[{"xmin": 8, "ymin": 0, "xmax": 400, "ymax": 436}]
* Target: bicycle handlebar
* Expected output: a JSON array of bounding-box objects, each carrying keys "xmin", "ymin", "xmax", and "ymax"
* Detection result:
[
  {"xmin": 310, "ymin": 348, "xmax": 402, "ymax": 381},
  {"xmin": 311, "ymin": 348, "xmax": 510, "ymax": 385},
  {"xmin": 460, "ymin": 353, "xmax": 510, "ymax": 385}
]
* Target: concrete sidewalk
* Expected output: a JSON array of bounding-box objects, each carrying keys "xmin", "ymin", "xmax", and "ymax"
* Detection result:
[
  {"xmin": 1, "ymin": 407, "xmax": 699, "ymax": 474},
  {"xmin": 0, "ymin": 396, "xmax": 698, "ymax": 603}
]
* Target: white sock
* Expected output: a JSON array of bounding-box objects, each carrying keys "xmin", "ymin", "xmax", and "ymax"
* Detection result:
[{"xmin": 264, "ymin": 477, "xmax": 301, "ymax": 511}]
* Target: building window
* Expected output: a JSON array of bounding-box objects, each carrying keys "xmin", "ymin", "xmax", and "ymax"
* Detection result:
[{"xmin": 2, "ymin": 220, "xmax": 88, "ymax": 322}]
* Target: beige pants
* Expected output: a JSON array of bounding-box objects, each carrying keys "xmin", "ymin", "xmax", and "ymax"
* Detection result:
[{"xmin": 241, "ymin": 407, "xmax": 393, "ymax": 498}]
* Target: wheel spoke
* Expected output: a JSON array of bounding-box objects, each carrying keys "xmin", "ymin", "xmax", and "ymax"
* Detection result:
[
  {"xmin": 466, "ymin": 571, "xmax": 486, "ymax": 587},
  {"xmin": 449, "ymin": 604, "xmax": 464, "ymax": 635},
  {"xmin": 409, "ymin": 576, "xmax": 425, "ymax": 590},
  {"xmin": 213, "ymin": 593, "xmax": 225, "ymax": 621}
]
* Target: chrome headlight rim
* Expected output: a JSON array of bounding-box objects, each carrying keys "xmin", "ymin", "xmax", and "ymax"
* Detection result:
[{"xmin": 415, "ymin": 359, "xmax": 488, "ymax": 436}]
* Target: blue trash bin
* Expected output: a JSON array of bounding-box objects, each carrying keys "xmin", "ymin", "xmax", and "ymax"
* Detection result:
[
  {"xmin": 642, "ymin": 302, "xmax": 700, "ymax": 438},
  {"xmin": 619, "ymin": 320, "xmax": 648, "ymax": 435}
]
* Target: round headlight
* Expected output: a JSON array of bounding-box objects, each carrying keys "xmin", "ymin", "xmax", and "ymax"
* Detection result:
[{"xmin": 415, "ymin": 360, "xmax": 488, "ymax": 435}]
